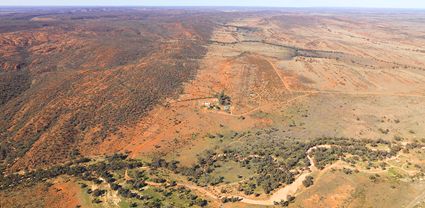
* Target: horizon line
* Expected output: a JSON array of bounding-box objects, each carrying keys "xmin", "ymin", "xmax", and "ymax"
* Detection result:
[{"xmin": 0, "ymin": 5, "xmax": 424, "ymax": 10}]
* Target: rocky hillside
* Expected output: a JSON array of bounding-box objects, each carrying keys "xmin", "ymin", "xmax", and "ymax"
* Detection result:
[{"xmin": 0, "ymin": 8, "xmax": 222, "ymax": 173}]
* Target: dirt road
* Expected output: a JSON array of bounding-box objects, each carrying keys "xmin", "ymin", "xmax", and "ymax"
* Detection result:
[
  {"xmin": 176, "ymin": 145, "xmax": 327, "ymax": 206},
  {"xmin": 172, "ymin": 144, "xmax": 402, "ymax": 206}
]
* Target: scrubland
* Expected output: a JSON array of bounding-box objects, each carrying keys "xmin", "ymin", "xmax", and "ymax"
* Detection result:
[{"xmin": 1, "ymin": 7, "xmax": 425, "ymax": 208}]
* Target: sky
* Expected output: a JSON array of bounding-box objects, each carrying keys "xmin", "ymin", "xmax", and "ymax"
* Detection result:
[{"xmin": 1, "ymin": 0, "xmax": 424, "ymax": 8}]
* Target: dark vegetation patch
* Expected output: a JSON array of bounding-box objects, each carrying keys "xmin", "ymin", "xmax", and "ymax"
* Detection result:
[
  {"xmin": 0, "ymin": 69, "xmax": 31, "ymax": 106},
  {"xmin": 208, "ymin": 39, "xmax": 344, "ymax": 61},
  {"xmin": 302, "ymin": 176, "xmax": 314, "ymax": 187},
  {"xmin": 0, "ymin": 153, "xmax": 209, "ymax": 207},
  {"xmin": 1, "ymin": 136, "xmax": 422, "ymax": 206},
  {"xmin": 150, "ymin": 128, "xmax": 423, "ymax": 195}
]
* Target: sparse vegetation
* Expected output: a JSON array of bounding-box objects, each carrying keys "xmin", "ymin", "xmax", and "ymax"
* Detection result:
[
  {"xmin": 0, "ymin": 8, "xmax": 218, "ymax": 173},
  {"xmin": 303, "ymin": 176, "xmax": 314, "ymax": 187},
  {"xmin": 1, "ymin": 7, "xmax": 425, "ymax": 208},
  {"xmin": 148, "ymin": 128, "xmax": 418, "ymax": 196},
  {"xmin": 0, "ymin": 152, "xmax": 210, "ymax": 207}
]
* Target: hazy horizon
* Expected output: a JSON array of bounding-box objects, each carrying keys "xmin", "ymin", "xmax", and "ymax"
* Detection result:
[{"xmin": 1, "ymin": 0, "xmax": 424, "ymax": 9}]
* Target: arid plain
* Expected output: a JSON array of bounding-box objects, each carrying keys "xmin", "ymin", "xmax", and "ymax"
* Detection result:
[{"xmin": 1, "ymin": 8, "xmax": 425, "ymax": 208}]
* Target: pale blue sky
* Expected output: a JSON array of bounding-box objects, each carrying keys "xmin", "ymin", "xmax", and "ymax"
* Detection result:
[{"xmin": 1, "ymin": 0, "xmax": 424, "ymax": 8}]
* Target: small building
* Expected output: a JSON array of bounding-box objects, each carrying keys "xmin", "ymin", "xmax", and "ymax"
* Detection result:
[{"xmin": 204, "ymin": 102, "xmax": 211, "ymax": 108}]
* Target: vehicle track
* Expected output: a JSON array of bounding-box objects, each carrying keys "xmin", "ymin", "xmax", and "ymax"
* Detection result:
[
  {"xmin": 167, "ymin": 144, "xmax": 402, "ymax": 206},
  {"xmin": 266, "ymin": 59, "xmax": 292, "ymax": 93}
]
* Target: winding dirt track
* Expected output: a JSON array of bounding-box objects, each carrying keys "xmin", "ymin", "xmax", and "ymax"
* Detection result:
[
  {"xmin": 170, "ymin": 145, "xmax": 406, "ymax": 206},
  {"xmin": 122, "ymin": 142, "xmax": 409, "ymax": 206},
  {"xmin": 171, "ymin": 145, "xmax": 330, "ymax": 206},
  {"xmin": 238, "ymin": 160, "xmax": 313, "ymax": 205},
  {"xmin": 234, "ymin": 146, "xmax": 326, "ymax": 205}
]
